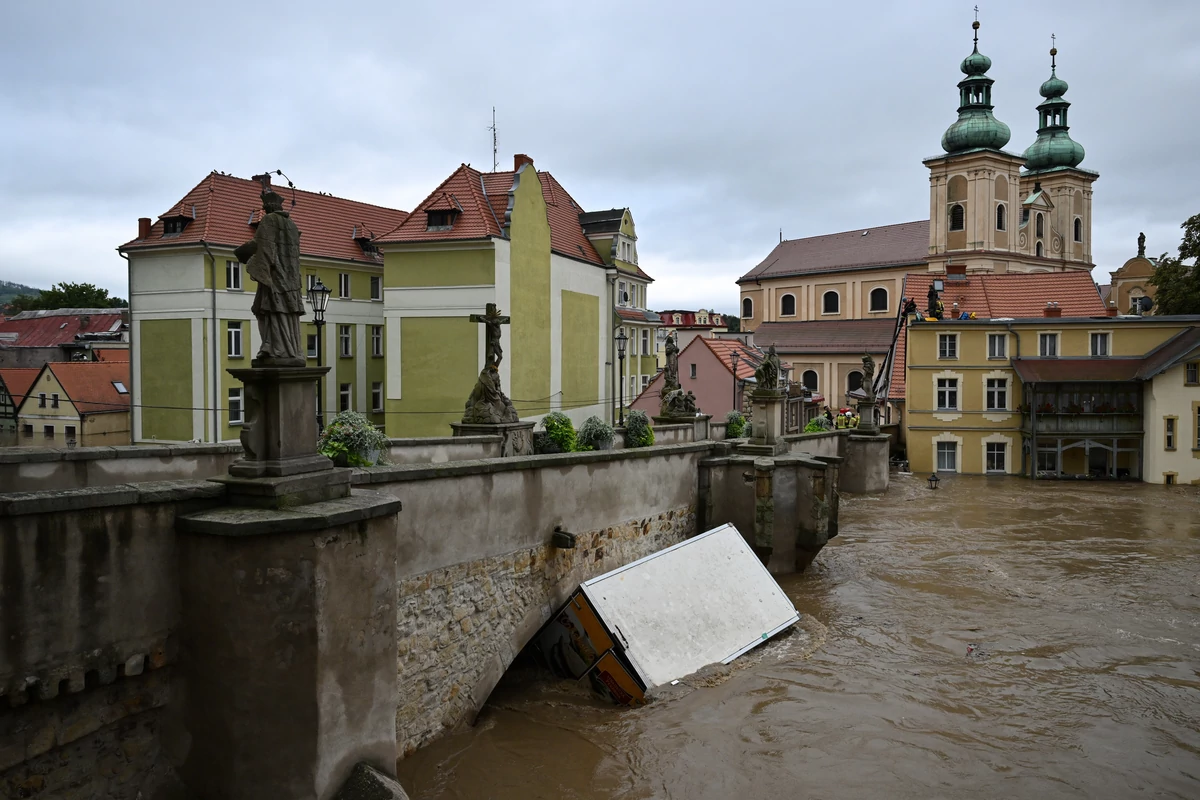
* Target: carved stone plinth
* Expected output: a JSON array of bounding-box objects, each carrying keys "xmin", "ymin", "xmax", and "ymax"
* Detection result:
[
  {"xmin": 227, "ymin": 366, "xmax": 332, "ymax": 479},
  {"xmin": 738, "ymin": 389, "xmax": 787, "ymax": 456},
  {"xmin": 450, "ymin": 420, "xmax": 535, "ymax": 457},
  {"xmin": 856, "ymin": 400, "xmax": 880, "ymax": 435}
]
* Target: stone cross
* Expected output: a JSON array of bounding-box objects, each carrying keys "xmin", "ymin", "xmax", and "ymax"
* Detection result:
[{"xmin": 470, "ymin": 303, "xmax": 510, "ymax": 370}]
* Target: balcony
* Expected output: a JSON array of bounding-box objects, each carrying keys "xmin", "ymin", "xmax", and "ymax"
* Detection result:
[{"xmin": 1021, "ymin": 411, "xmax": 1143, "ymax": 436}]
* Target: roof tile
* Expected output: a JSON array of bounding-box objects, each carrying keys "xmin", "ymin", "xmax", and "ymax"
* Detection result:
[
  {"xmin": 754, "ymin": 319, "xmax": 897, "ymax": 354},
  {"xmin": 0, "ymin": 310, "xmax": 125, "ymax": 348},
  {"xmin": 739, "ymin": 220, "xmax": 929, "ymax": 283},
  {"xmin": 45, "ymin": 361, "xmax": 130, "ymax": 414}
]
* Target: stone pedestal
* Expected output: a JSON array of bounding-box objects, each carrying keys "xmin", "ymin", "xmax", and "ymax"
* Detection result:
[
  {"xmin": 176, "ymin": 491, "xmax": 403, "ymax": 800},
  {"xmin": 842, "ymin": 433, "xmax": 890, "ymax": 494},
  {"xmin": 228, "ymin": 366, "xmax": 332, "ymax": 478},
  {"xmin": 856, "ymin": 399, "xmax": 880, "ymax": 435},
  {"xmin": 450, "ymin": 420, "xmax": 535, "ymax": 457},
  {"xmin": 738, "ymin": 389, "xmax": 787, "ymax": 456}
]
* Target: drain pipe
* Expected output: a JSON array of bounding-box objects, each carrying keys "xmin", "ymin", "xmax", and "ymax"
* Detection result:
[
  {"xmin": 1007, "ymin": 322, "xmax": 1030, "ymax": 479},
  {"xmin": 201, "ymin": 241, "xmax": 219, "ymax": 442},
  {"xmin": 117, "ymin": 249, "xmax": 135, "ymax": 442}
]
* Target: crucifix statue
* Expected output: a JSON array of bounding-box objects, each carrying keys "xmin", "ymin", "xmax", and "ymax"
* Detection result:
[{"xmin": 470, "ymin": 303, "xmax": 510, "ymax": 370}]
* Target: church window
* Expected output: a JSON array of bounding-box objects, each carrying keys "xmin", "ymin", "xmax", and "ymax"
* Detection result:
[
  {"xmin": 949, "ymin": 204, "xmax": 965, "ymax": 232},
  {"xmin": 780, "ymin": 294, "xmax": 796, "ymax": 316},
  {"xmin": 869, "ymin": 287, "xmax": 888, "ymax": 313},
  {"xmin": 741, "ymin": 297, "xmax": 753, "ymax": 318},
  {"xmin": 996, "ymin": 204, "xmax": 1007, "ymax": 231},
  {"xmin": 1036, "ymin": 213, "xmax": 1044, "ymax": 239},
  {"xmin": 822, "ymin": 291, "xmax": 839, "ymax": 315},
  {"xmin": 1073, "ymin": 217, "xmax": 1083, "ymax": 243},
  {"xmin": 848, "ymin": 371, "xmax": 863, "ymax": 393},
  {"xmin": 1021, "ymin": 208, "xmax": 1030, "ymax": 225},
  {"xmin": 1036, "ymin": 241, "xmax": 1044, "ymax": 258},
  {"xmin": 802, "ymin": 370, "xmax": 818, "ymax": 392}
]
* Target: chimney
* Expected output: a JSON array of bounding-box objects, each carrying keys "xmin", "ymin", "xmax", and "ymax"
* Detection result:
[
  {"xmin": 514, "ymin": 154, "xmax": 534, "ymax": 171},
  {"xmin": 1105, "ymin": 302, "xmax": 1118, "ymax": 317},
  {"xmin": 138, "ymin": 217, "xmax": 152, "ymax": 239},
  {"xmin": 1043, "ymin": 301, "xmax": 1062, "ymax": 318}
]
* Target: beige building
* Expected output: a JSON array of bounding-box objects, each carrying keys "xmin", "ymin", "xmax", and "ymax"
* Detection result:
[
  {"xmin": 15, "ymin": 361, "xmax": 131, "ymax": 447},
  {"xmin": 1142, "ymin": 329, "xmax": 1200, "ymax": 484},
  {"xmin": 1108, "ymin": 235, "xmax": 1159, "ymax": 315}
]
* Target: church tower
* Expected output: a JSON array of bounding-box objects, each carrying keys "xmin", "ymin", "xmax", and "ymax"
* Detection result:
[
  {"xmin": 924, "ymin": 18, "xmax": 1026, "ymax": 275},
  {"xmin": 1016, "ymin": 42, "xmax": 1098, "ymax": 270}
]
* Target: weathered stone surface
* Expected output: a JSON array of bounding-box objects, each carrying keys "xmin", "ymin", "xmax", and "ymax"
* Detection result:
[
  {"xmin": 176, "ymin": 488, "xmax": 400, "ymax": 537},
  {"xmin": 334, "ymin": 762, "xmax": 410, "ymax": 799}
]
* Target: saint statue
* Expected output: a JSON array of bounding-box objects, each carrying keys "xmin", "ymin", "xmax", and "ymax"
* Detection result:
[
  {"xmin": 755, "ymin": 344, "xmax": 781, "ymax": 391},
  {"xmin": 663, "ymin": 332, "xmax": 680, "ymax": 391},
  {"xmin": 1137, "ymin": 231, "xmax": 1146, "ymax": 258},
  {"xmin": 235, "ymin": 177, "xmax": 304, "ymax": 365},
  {"xmin": 861, "ymin": 353, "xmax": 876, "ymax": 402}
]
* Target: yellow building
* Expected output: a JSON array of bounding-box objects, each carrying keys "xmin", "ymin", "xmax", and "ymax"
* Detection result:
[
  {"xmin": 15, "ymin": 361, "xmax": 131, "ymax": 447},
  {"xmin": 903, "ymin": 273, "xmax": 1200, "ymax": 482},
  {"xmin": 1108, "ymin": 233, "xmax": 1159, "ymax": 315}
]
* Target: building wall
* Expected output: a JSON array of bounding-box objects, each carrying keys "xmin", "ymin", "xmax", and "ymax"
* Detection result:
[
  {"xmin": 1144, "ymin": 360, "xmax": 1200, "ymax": 484},
  {"xmin": 561, "ymin": 290, "xmax": 599, "ymax": 419},
  {"xmin": 509, "ymin": 165, "xmax": 553, "ymax": 418},
  {"xmin": 549, "ymin": 253, "xmax": 607, "ymax": 427},
  {"xmin": 631, "ymin": 339, "xmax": 734, "ymax": 418},
  {"xmin": 740, "ymin": 264, "xmax": 915, "ymax": 331}
]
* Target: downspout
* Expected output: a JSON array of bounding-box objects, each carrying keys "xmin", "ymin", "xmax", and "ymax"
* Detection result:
[
  {"xmin": 607, "ymin": 270, "xmax": 617, "ymax": 424},
  {"xmin": 117, "ymin": 249, "xmax": 134, "ymax": 443},
  {"xmin": 201, "ymin": 241, "xmax": 219, "ymax": 442},
  {"xmin": 1009, "ymin": 322, "xmax": 1030, "ymax": 479}
]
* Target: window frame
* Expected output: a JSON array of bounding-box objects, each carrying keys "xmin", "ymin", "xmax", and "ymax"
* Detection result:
[
  {"xmin": 43, "ymin": 425, "xmax": 54, "ymax": 439},
  {"xmin": 847, "ymin": 370, "xmax": 864, "ymax": 394},
  {"xmin": 226, "ymin": 260, "xmax": 242, "ymax": 290},
  {"xmin": 802, "ymin": 370, "xmax": 818, "ymax": 393},
  {"xmin": 228, "ymin": 387, "xmax": 244, "ymax": 426},
  {"xmin": 821, "ymin": 290, "xmax": 840, "ymax": 316},
  {"xmin": 618, "ymin": 280, "xmax": 628, "ymax": 307},
  {"xmin": 949, "ymin": 203, "xmax": 965, "ymax": 232},
  {"xmin": 338, "ymin": 272, "xmax": 351, "ymax": 299},
  {"xmin": 937, "ymin": 333, "xmax": 959, "ymax": 360},
  {"xmin": 1036, "ymin": 212, "xmax": 1045, "ymax": 239},
  {"xmin": 38, "ymin": 392, "xmax": 46, "ymax": 408},
  {"xmin": 371, "ymin": 325, "xmax": 383, "ymax": 358},
  {"xmin": 936, "ymin": 441, "xmax": 958, "ymax": 472},
  {"xmin": 371, "ymin": 381, "xmax": 383, "ymax": 412},
  {"xmin": 1165, "ymin": 417, "xmax": 1176, "ymax": 451},
  {"xmin": 1090, "ymin": 331, "xmax": 1110, "ymax": 357},
  {"xmin": 227, "ymin": 321, "xmax": 243, "ymax": 358},
  {"xmin": 1038, "ymin": 332, "xmax": 1059, "ymax": 357},
  {"xmin": 868, "ymin": 287, "xmax": 889, "ymax": 313},
  {"xmin": 370, "ymin": 275, "xmax": 382, "ymax": 301},
  {"xmin": 689, "ymin": 363, "xmax": 697, "ymax": 379},
  {"xmin": 987, "ymin": 333, "xmax": 1007, "ymax": 359},
  {"xmin": 985, "ymin": 378, "xmax": 1008, "ymax": 411},
  {"xmin": 641, "ymin": 329, "xmax": 649, "ymax": 354},
  {"xmin": 306, "ymin": 334, "xmax": 319, "ymax": 358},
  {"xmin": 64, "ymin": 424, "xmax": 76, "ymax": 441},
  {"xmin": 51, "ymin": 392, "xmax": 59, "ymax": 409},
  {"xmin": 339, "ymin": 383, "xmax": 352, "ymax": 413},
  {"xmin": 936, "ymin": 377, "xmax": 959, "ymax": 411},
  {"xmin": 741, "ymin": 297, "xmax": 753, "ymax": 319},
  {"xmin": 339, "ymin": 324, "xmax": 353, "ymax": 358},
  {"xmin": 1184, "ymin": 362, "xmax": 1198, "ymax": 385},
  {"xmin": 780, "ymin": 293, "xmax": 796, "ymax": 317},
  {"xmin": 996, "ymin": 203, "xmax": 1007, "ymax": 232},
  {"xmin": 985, "ymin": 442, "xmax": 1007, "ymax": 473},
  {"xmin": 1073, "ymin": 217, "xmax": 1083, "ymax": 243}
]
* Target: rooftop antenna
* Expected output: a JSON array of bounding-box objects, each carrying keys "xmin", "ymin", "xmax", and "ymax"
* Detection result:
[{"xmin": 488, "ymin": 107, "xmax": 498, "ymax": 172}]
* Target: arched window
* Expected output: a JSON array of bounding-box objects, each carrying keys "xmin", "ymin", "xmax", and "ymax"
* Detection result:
[
  {"xmin": 1073, "ymin": 217, "xmax": 1082, "ymax": 243},
  {"xmin": 1036, "ymin": 241, "xmax": 1044, "ymax": 258},
  {"xmin": 802, "ymin": 370, "xmax": 818, "ymax": 392},
  {"xmin": 996, "ymin": 203, "xmax": 1007, "ymax": 231},
  {"xmin": 1036, "ymin": 212, "xmax": 1044, "ymax": 239},
  {"xmin": 741, "ymin": 297, "xmax": 753, "ymax": 319},
  {"xmin": 822, "ymin": 291, "xmax": 839, "ymax": 315},
  {"xmin": 780, "ymin": 294, "xmax": 796, "ymax": 316},
  {"xmin": 673, "ymin": 313, "xmax": 682, "ymax": 324},
  {"xmin": 847, "ymin": 371, "xmax": 863, "ymax": 393},
  {"xmin": 949, "ymin": 204, "xmax": 965, "ymax": 232},
  {"xmin": 868, "ymin": 287, "xmax": 888, "ymax": 313}
]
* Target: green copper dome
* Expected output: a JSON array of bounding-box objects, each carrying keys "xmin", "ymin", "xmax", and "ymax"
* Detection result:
[
  {"xmin": 1022, "ymin": 48, "xmax": 1086, "ymax": 171},
  {"xmin": 941, "ymin": 22, "xmax": 1011, "ymax": 153}
]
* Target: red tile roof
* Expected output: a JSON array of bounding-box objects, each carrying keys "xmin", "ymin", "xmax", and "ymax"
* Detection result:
[
  {"xmin": 657, "ymin": 310, "xmax": 729, "ymax": 329},
  {"xmin": 376, "ymin": 163, "xmax": 606, "ymax": 266},
  {"xmin": 902, "ymin": 272, "xmax": 1106, "ymax": 319},
  {"xmin": 0, "ymin": 310, "xmax": 125, "ymax": 348},
  {"xmin": 43, "ymin": 361, "xmax": 131, "ymax": 415},
  {"xmin": 120, "ymin": 172, "xmax": 408, "ymax": 265},
  {"xmin": 616, "ymin": 308, "xmax": 661, "ymax": 324},
  {"xmin": 700, "ymin": 338, "xmax": 790, "ymax": 381},
  {"xmin": 1011, "ymin": 358, "xmax": 1144, "ymax": 383},
  {"xmin": 0, "ymin": 368, "xmax": 39, "ymax": 406},
  {"xmin": 754, "ymin": 319, "xmax": 897, "ymax": 354},
  {"xmin": 887, "ymin": 320, "xmax": 908, "ymax": 400},
  {"xmin": 93, "ymin": 348, "xmax": 130, "ymax": 362},
  {"xmin": 739, "ymin": 220, "xmax": 929, "ymax": 283}
]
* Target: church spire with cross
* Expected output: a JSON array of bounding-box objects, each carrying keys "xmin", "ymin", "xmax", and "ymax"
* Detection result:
[
  {"xmin": 940, "ymin": 10, "xmax": 1012, "ymax": 153},
  {"xmin": 1022, "ymin": 35, "xmax": 1086, "ymax": 172}
]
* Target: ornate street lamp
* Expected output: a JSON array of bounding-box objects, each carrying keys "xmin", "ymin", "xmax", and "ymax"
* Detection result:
[
  {"xmin": 928, "ymin": 472, "xmax": 940, "ymax": 490},
  {"xmin": 730, "ymin": 350, "xmax": 740, "ymax": 412},
  {"xmin": 615, "ymin": 329, "xmax": 628, "ymax": 426},
  {"xmin": 307, "ymin": 278, "xmax": 332, "ymax": 430}
]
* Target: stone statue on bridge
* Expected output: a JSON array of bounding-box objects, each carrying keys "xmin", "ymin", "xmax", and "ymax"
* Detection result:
[
  {"xmin": 463, "ymin": 304, "xmax": 518, "ymax": 424},
  {"xmin": 235, "ymin": 175, "xmax": 305, "ymax": 366},
  {"xmin": 861, "ymin": 353, "xmax": 876, "ymax": 402},
  {"xmin": 755, "ymin": 345, "xmax": 782, "ymax": 392}
]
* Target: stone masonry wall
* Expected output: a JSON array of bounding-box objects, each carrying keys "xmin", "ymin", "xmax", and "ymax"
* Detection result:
[{"xmin": 394, "ymin": 505, "xmax": 695, "ymax": 757}]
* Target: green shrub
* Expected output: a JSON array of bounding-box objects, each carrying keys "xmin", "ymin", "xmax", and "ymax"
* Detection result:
[
  {"xmin": 577, "ymin": 415, "xmax": 614, "ymax": 450},
  {"xmin": 318, "ymin": 411, "xmax": 388, "ymax": 467},
  {"xmin": 724, "ymin": 410, "xmax": 746, "ymax": 439},
  {"xmin": 541, "ymin": 411, "xmax": 577, "ymax": 452},
  {"xmin": 625, "ymin": 410, "xmax": 655, "ymax": 448},
  {"xmin": 804, "ymin": 416, "xmax": 834, "ymax": 433}
]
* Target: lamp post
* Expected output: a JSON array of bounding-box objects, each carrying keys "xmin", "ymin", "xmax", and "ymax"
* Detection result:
[
  {"xmin": 307, "ymin": 278, "xmax": 331, "ymax": 431},
  {"xmin": 730, "ymin": 351, "xmax": 740, "ymax": 412},
  {"xmin": 615, "ymin": 329, "xmax": 628, "ymax": 426}
]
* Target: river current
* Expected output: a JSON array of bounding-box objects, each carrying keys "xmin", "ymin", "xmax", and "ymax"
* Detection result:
[{"xmin": 397, "ymin": 476, "xmax": 1200, "ymax": 799}]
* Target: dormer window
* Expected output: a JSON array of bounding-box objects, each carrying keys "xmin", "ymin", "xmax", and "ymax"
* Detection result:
[
  {"xmin": 163, "ymin": 218, "xmax": 189, "ymax": 236},
  {"xmin": 426, "ymin": 210, "xmax": 457, "ymax": 231},
  {"xmin": 353, "ymin": 224, "xmax": 378, "ymax": 255}
]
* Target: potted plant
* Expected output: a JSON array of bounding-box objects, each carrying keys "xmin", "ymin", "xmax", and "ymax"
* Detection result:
[
  {"xmin": 625, "ymin": 410, "xmax": 655, "ymax": 448},
  {"xmin": 724, "ymin": 410, "xmax": 747, "ymax": 439},
  {"xmin": 577, "ymin": 415, "xmax": 615, "ymax": 451},
  {"xmin": 1037, "ymin": 402, "xmax": 1055, "ymax": 414},
  {"xmin": 318, "ymin": 411, "xmax": 388, "ymax": 467},
  {"xmin": 536, "ymin": 411, "xmax": 577, "ymax": 454}
]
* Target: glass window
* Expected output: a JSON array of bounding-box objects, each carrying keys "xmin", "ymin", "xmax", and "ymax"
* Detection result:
[
  {"xmin": 371, "ymin": 325, "xmax": 383, "ymax": 357},
  {"xmin": 938, "ymin": 334, "xmax": 958, "ymax": 359},
  {"xmin": 642, "ymin": 329, "xmax": 649, "ymax": 354},
  {"xmin": 1037, "ymin": 450, "xmax": 1058, "ymax": 472},
  {"xmin": 339, "ymin": 383, "xmax": 352, "ymax": 412},
  {"xmin": 781, "ymin": 294, "xmax": 796, "ymax": 316},
  {"xmin": 1185, "ymin": 363, "xmax": 1198, "ymax": 384},
  {"xmin": 936, "ymin": 378, "xmax": 958, "ymax": 410},
  {"xmin": 372, "ymin": 382, "xmax": 383, "ymax": 412},
  {"xmin": 39, "ymin": 392, "xmax": 46, "ymax": 408},
  {"xmin": 1039, "ymin": 333, "xmax": 1058, "ymax": 357},
  {"xmin": 642, "ymin": 375, "xmax": 650, "ymax": 389},
  {"xmin": 936, "ymin": 441, "xmax": 957, "ymax": 472},
  {"xmin": 869, "ymin": 287, "xmax": 888, "ymax": 312},
  {"xmin": 996, "ymin": 204, "xmax": 1006, "ymax": 231},
  {"xmin": 339, "ymin": 325, "xmax": 352, "ymax": 357},
  {"xmin": 339, "ymin": 273, "xmax": 351, "ymax": 298},
  {"xmin": 307, "ymin": 274, "xmax": 318, "ymax": 290},
  {"xmin": 370, "ymin": 275, "xmax": 382, "ymax": 301},
  {"xmin": 690, "ymin": 364, "xmax": 697, "ymax": 379},
  {"xmin": 51, "ymin": 393, "xmax": 59, "ymax": 409},
  {"xmin": 112, "ymin": 381, "xmax": 128, "ymax": 394},
  {"xmin": 1090, "ymin": 332, "xmax": 1110, "ymax": 356},
  {"xmin": 1073, "ymin": 218, "xmax": 1082, "ymax": 243},
  {"xmin": 742, "ymin": 298, "xmax": 753, "ymax": 319},
  {"xmin": 986, "ymin": 442, "xmax": 1006, "ymax": 473},
  {"xmin": 802, "ymin": 370, "xmax": 818, "ymax": 392},
  {"xmin": 306, "ymin": 334, "xmax": 318, "ymax": 358},
  {"xmin": 228, "ymin": 388, "xmax": 243, "ymax": 425},
  {"xmin": 822, "ymin": 291, "xmax": 839, "ymax": 314},
  {"xmin": 227, "ymin": 321, "xmax": 243, "ymax": 358},
  {"xmin": 618, "ymin": 281, "xmax": 628, "ymax": 307},
  {"xmin": 949, "ymin": 204, "xmax": 965, "ymax": 231},
  {"xmin": 65, "ymin": 425, "xmax": 76, "ymax": 441},
  {"xmin": 226, "ymin": 260, "xmax": 242, "ymax": 290},
  {"xmin": 1165, "ymin": 418, "xmax": 1176, "ymax": 450},
  {"xmin": 1036, "ymin": 213, "xmax": 1044, "ymax": 239},
  {"xmin": 988, "ymin": 333, "xmax": 1007, "ymax": 359},
  {"xmin": 986, "ymin": 378, "xmax": 1007, "ymax": 411},
  {"xmin": 43, "ymin": 425, "xmax": 54, "ymax": 439}
]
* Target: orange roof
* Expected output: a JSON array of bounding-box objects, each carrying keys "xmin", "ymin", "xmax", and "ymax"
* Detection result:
[
  {"xmin": 43, "ymin": 361, "xmax": 131, "ymax": 415},
  {"xmin": 120, "ymin": 172, "xmax": 408, "ymax": 266},
  {"xmin": 0, "ymin": 368, "xmax": 39, "ymax": 406},
  {"xmin": 94, "ymin": 348, "xmax": 130, "ymax": 362},
  {"xmin": 700, "ymin": 338, "xmax": 791, "ymax": 381},
  {"xmin": 377, "ymin": 163, "xmax": 605, "ymax": 266},
  {"xmin": 0, "ymin": 309, "xmax": 125, "ymax": 348}
]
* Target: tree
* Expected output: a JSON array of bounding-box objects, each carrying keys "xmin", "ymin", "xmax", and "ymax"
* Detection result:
[
  {"xmin": 725, "ymin": 315, "xmax": 741, "ymax": 333},
  {"xmin": 5, "ymin": 282, "xmax": 128, "ymax": 313},
  {"xmin": 1148, "ymin": 213, "xmax": 1200, "ymax": 315}
]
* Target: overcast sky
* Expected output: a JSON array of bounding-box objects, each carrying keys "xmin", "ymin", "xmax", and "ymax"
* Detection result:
[{"xmin": 1, "ymin": 1, "xmax": 1196, "ymax": 313}]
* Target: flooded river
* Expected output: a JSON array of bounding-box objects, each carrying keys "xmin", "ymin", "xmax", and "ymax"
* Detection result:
[{"xmin": 397, "ymin": 476, "xmax": 1200, "ymax": 799}]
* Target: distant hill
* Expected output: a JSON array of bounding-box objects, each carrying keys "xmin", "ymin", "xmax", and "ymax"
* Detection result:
[{"xmin": 0, "ymin": 280, "xmax": 44, "ymax": 310}]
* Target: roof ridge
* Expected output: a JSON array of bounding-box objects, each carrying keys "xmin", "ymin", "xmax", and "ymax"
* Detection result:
[{"xmin": 209, "ymin": 171, "xmax": 406, "ymax": 214}]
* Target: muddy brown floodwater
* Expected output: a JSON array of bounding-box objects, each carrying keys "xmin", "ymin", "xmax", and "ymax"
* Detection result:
[{"xmin": 396, "ymin": 476, "xmax": 1200, "ymax": 799}]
